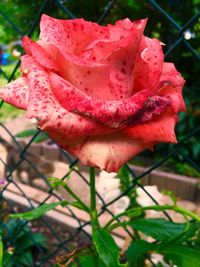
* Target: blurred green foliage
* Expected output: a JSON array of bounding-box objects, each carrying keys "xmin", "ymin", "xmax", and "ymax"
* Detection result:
[
  {"xmin": 0, "ymin": 0, "xmax": 199, "ymax": 165},
  {"xmin": 0, "ymin": 218, "xmax": 47, "ymax": 267}
]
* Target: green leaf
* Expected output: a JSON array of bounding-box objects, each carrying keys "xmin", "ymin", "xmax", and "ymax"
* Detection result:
[
  {"xmin": 15, "ymin": 129, "xmax": 48, "ymax": 143},
  {"xmin": 18, "ymin": 232, "xmax": 47, "ymax": 250},
  {"xmin": 10, "ymin": 201, "xmax": 67, "ymax": 220},
  {"xmin": 2, "ymin": 252, "xmax": 13, "ymax": 267},
  {"xmin": 32, "ymin": 132, "xmax": 49, "ymax": 143},
  {"xmin": 17, "ymin": 234, "xmax": 34, "ymax": 250},
  {"xmin": 183, "ymin": 222, "xmax": 200, "ymax": 240},
  {"xmin": 160, "ymin": 245, "xmax": 200, "ymax": 267},
  {"xmin": 130, "ymin": 218, "xmax": 186, "ymax": 241},
  {"xmin": 126, "ymin": 240, "xmax": 155, "ymax": 267},
  {"xmin": 31, "ymin": 232, "xmax": 47, "ymax": 248},
  {"xmin": 127, "ymin": 207, "xmax": 143, "ymax": 218},
  {"xmin": 93, "ymin": 228, "xmax": 125, "ymax": 267},
  {"xmin": 47, "ymin": 177, "xmax": 89, "ymax": 212},
  {"xmin": 48, "ymin": 177, "xmax": 71, "ymax": 189},
  {"xmin": 17, "ymin": 251, "xmax": 33, "ymax": 266},
  {"xmin": 69, "ymin": 201, "xmax": 88, "ymax": 211},
  {"xmin": 69, "ymin": 254, "xmax": 96, "ymax": 267},
  {"xmin": 107, "ymin": 221, "xmax": 129, "ymax": 232},
  {"xmin": 4, "ymin": 218, "xmax": 30, "ymax": 240},
  {"xmin": 0, "ymin": 235, "xmax": 3, "ymax": 267},
  {"xmin": 15, "ymin": 129, "xmax": 38, "ymax": 138}
]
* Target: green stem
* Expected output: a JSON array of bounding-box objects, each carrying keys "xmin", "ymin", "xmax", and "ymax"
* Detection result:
[
  {"xmin": 90, "ymin": 167, "xmax": 96, "ymax": 215},
  {"xmin": 89, "ymin": 167, "xmax": 99, "ymax": 266},
  {"xmin": 63, "ymin": 183, "xmax": 90, "ymax": 213},
  {"xmin": 173, "ymin": 205, "xmax": 200, "ymax": 221},
  {"xmin": 90, "ymin": 167, "xmax": 100, "ymax": 230},
  {"xmin": 105, "ymin": 204, "xmax": 200, "ymax": 230}
]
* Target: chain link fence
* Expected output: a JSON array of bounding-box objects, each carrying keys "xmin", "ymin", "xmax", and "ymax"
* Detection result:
[{"xmin": 0, "ymin": 0, "xmax": 200, "ymax": 266}]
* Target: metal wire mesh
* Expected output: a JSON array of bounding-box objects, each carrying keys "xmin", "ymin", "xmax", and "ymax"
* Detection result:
[{"xmin": 0, "ymin": 0, "xmax": 199, "ymax": 266}]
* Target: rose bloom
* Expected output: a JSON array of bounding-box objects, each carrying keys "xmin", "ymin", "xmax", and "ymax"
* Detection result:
[{"xmin": 0, "ymin": 15, "xmax": 185, "ymax": 172}]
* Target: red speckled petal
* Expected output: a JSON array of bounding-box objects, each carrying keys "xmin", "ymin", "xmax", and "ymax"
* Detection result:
[
  {"xmin": 81, "ymin": 18, "xmax": 142, "ymax": 62},
  {"xmin": 158, "ymin": 63, "xmax": 186, "ymax": 112},
  {"xmin": 23, "ymin": 56, "xmax": 115, "ymax": 137},
  {"xmin": 133, "ymin": 37, "xmax": 164, "ymax": 94},
  {"xmin": 36, "ymin": 42, "xmax": 114, "ymax": 100},
  {"xmin": 22, "ymin": 36, "xmax": 58, "ymax": 72},
  {"xmin": 50, "ymin": 72, "xmax": 149, "ymax": 128},
  {"xmin": 123, "ymin": 110, "xmax": 177, "ymax": 144},
  {"xmin": 82, "ymin": 19, "xmax": 146, "ymax": 60},
  {"xmin": 52, "ymin": 50, "xmax": 114, "ymax": 100},
  {"xmin": 37, "ymin": 106, "xmax": 115, "ymax": 138},
  {"xmin": 159, "ymin": 85, "xmax": 186, "ymax": 113},
  {"xmin": 81, "ymin": 19, "xmax": 147, "ymax": 99},
  {"xmin": 103, "ymin": 20, "xmax": 147, "ymax": 99},
  {"xmin": 55, "ymin": 132, "xmax": 152, "ymax": 172},
  {"xmin": 39, "ymin": 15, "xmax": 113, "ymax": 100},
  {"xmin": 114, "ymin": 18, "xmax": 137, "ymax": 30},
  {"xmin": 159, "ymin": 63, "xmax": 185, "ymax": 88},
  {"xmin": 21, "ymin": 55, "xmax": 56, "ymax": 121},
  {"xmin": 0, "ymin": 77, "xmax": 29, "ymax": 109},
  {"xmin": 39, "ymin": 14, "xmax": 108, "ymax": 56},
  {"xmin": 108, "ymin": 18, "xmax": 137, "ymax": 40},
  {"xmin": 128, "ymin": 95, "xmax": 171, "ymax": 125},
  {"xmin": 39, "ymin": 16, "xmax": 147, "ymax": 100}
]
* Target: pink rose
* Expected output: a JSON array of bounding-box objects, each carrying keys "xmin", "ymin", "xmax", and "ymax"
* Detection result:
[{"xmin": 0, "ymin": 15, "xmax": 185, "ymax": 172}]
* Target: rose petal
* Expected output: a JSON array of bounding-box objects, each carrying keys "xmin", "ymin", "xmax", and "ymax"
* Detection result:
[
  {"xmin": 39, "ymin": 14, "xmax": 113, "ymax": 101},
  {"xmin": 159, "ymin": 85, "xmax": 186, "ymax": 113},
  {"xmin": 54, "ymin": 132, "xmax": 153, "ymax": 172},
  {"xmin": 81, "ymin": 18, "xmax": 144, "ymax": 63},
  {"xmin": 102, "ymin": 19, "xmax": 147, "ymax": 99},
  {"xmin": 39, "ymin": 14, "xmax": 109, "ymax": 56},
  {"xmin": 53, "ymin": 51, "xmax": 115, "ymax": 100},
  {"xmin": 39, "ymin": 105, "xmax": 115, "ymax": 138},
  {"xmin": 50, "ymin": 72, "xmax": 149, "ymax": 128},
  {"xmin": 0, "ymin": 77, "xmax": 29, "ymax": 109},
  {"xmin": 39, "ymin": 16, "xmax": 147, "ymax": 101},
  {"xmin": 36, "ymin": 42, "xmax": 115, "ymax": 100},
  {"xmin": 81, "ymin": 19, "xmax": 147, "ymax": 99},
  {"xmin": 158, "ymin": 62, "xmax": 185, "ymax": 88},
  {"xmin": 124, "ymin": 110, "xmax": 177, "ymax": 143},
  {"xmin": 82, "ymin": 19, "xmax": 146, "ymax": 62},
  {"xmin": 158, "ymin": 63, "xmax": 186, "ymax": 112},
  {"xmin": 128, "ymin": 95, "xmax": 171, "ymax": 125},
  {"xmin": 108, "ymin": 18, "xmax": 139, "ymax": 40},
  {"xmin": 23, "ymin": 56, "xmax": 115, "ymax": 137},
  {"xmin": 133, "ymin": 37, "xmax": 164, "ymax": 94},
  {"xmin": 38, "ymin": 14, "xmax": 109, "ymax": 69},
  {"xmin": 22, "ymin": 36, "xmax": 58, "ymax": 72},
  {"xmin": 21, "ymin": 56, "xmax": 56, "ymax": 121}
]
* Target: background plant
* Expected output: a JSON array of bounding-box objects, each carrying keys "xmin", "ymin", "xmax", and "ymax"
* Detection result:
[
  {"xmin": 10, "ymin": 172, "xmax": 200, "ymax": 267},
  {"xmin": 0, "ymin": 217, "xmax": 47, "ymax": 267}
]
